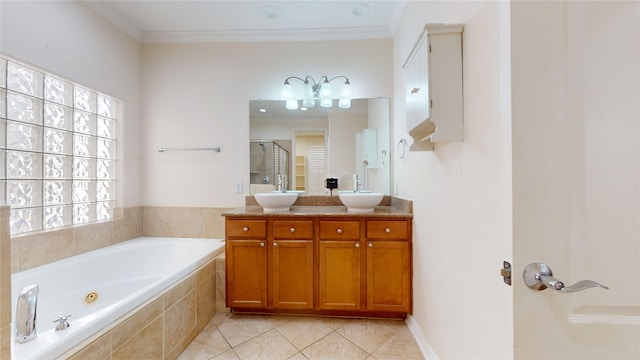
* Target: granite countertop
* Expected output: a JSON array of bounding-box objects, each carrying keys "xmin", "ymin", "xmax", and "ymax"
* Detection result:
[{"xmin": 222, "ymin": 195, "xmax": 413, "ymax": 218}]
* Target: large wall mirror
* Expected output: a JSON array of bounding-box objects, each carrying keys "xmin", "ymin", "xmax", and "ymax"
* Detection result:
[{"xmin": 250, "ymin": 98, "xmax": 390, "ymax": 195}]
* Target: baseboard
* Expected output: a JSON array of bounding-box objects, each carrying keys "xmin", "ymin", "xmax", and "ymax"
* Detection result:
[{"xmin": 405, "ymin": 314, "xmax": 439, "ymax": 360}]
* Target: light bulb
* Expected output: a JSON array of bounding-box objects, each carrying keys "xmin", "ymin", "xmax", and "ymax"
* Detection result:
[
  {"xmin": 320, "ymin": 98, "xmax": 333, "ymax": 108},
  {"xmin": 319, "ymin": 81, "xmax": 332, "ymax": 99},
  {"xmin": 281, "ymin": 81, "xmax": 294, "ymax": 100},
  {"xmin": 338, "ymin": 98, "xmax": 351, "ymax": 109},
  {"xmin": 286, "ymin": 99, "xmax": 298, "ymax": 110}
]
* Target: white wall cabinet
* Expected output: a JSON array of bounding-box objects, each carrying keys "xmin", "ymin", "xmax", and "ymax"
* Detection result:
[{"xmin": 403, "ymin": 24, "xmax": 464, "ymax": 151}]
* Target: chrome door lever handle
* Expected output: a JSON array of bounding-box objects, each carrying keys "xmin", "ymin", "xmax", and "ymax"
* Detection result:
[{"xmin": 523, "ymin": 263, "xmax": 609, "ymax": 293}]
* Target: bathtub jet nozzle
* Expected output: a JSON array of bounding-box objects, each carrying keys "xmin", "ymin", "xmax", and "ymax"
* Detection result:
[{"xmin": 15, "ymin": 284, "xmax": 39, "ymax": 343}]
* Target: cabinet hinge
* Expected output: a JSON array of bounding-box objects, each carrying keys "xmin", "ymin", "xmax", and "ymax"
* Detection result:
[
  {"xmin": 501, "ymin": 261, "xmax": 512, "ymax": 286},
  {"xmin": 429, "ymin": 44, "xmax": 432, "ymax": 53},
  {"xmin": 429, "ymin": 99, "xmax": 433, "ymax": 108}
]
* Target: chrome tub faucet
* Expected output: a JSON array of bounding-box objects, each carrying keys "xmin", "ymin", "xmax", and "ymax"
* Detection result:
[{"xmin": 15, "ymin": 284, "xmax": 39, "ymax": 343}]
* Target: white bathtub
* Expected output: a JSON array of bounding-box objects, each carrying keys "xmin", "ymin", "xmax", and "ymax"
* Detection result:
[{"xmin": 10, "ymin": 236, "xmax": 225, "ymax": 360}]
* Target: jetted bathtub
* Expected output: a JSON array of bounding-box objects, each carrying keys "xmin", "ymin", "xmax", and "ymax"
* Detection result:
[{"xmin": 10, "ymin": 236, "xmax": 225, "ymax": 359}]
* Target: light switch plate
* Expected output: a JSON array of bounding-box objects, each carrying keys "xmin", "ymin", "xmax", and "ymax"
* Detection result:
[{"xmin": 235, "ymin": 181, "xmax": 243, "ymax": 194}]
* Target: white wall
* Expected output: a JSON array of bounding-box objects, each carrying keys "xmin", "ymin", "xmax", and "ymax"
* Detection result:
[
  {"xmin": 141, "ymin": 40, "xmax": 392, "ymax": 207},
  {"xmin": 0, "ymin": 1, "xmax": 142, "ymax": 207},
  {"xmin": 393, "ymin": 1, "xmax": 513, "ymax": 358}
]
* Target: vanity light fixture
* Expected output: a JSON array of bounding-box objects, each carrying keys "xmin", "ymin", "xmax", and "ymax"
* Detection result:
[{"xmin": 281, "ymin": 75, "xmax": 352, "ymax": 110}]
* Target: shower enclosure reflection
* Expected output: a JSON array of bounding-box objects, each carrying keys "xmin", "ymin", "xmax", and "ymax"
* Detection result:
[{"xmin": 249, "ymin": 140, "xmax": 290, "ymax": 193}]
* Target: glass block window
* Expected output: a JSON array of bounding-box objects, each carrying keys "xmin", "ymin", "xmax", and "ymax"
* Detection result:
[{"xmin": 1, "ymin": 56, "xmax": 118, "ymax": 234}]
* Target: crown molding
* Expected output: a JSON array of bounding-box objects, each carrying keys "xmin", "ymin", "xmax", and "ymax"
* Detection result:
[{"xmin": 141, "ymin": 26, "xmax": 393, "ymax": 43}]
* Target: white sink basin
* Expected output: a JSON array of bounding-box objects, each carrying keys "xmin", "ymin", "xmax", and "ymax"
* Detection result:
[
  {"xmin": 337, "ymin": 191, "xmax": 384, "ymax": 213},
  {"xmin": 255, "ymin": 192, "xmax": 299, "ymax": 212}
]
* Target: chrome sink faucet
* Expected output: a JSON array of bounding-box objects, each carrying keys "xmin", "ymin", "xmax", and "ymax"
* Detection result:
[
  {"xmin": 352, "ymin": 174, "xmax": 360, "ymax": 192},
  {"xmin": 15, "ymin": 284, "xmax": 38, "ymax": 343},
  {"xmin": 277, "ymin": 174, "xmax": 288, "ymax": 193}
]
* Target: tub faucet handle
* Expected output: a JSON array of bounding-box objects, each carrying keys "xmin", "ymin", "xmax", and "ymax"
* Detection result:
[{"xmin": 53, "ymin": 314, "xmax": 72, "ymax": 331}]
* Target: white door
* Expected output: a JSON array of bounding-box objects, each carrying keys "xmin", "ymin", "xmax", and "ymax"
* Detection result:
[{"xmin": 511, "ymin": 1, "xmax": 639, "ymax": 358}]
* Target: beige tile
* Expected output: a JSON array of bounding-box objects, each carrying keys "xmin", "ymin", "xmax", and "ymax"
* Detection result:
[
  {"xmin": 67, "ymin": 332, "xmax": 112, "ymax": 360},
  {"xmin": 335, "ymin": 319, "xmax": 402, "ymax": 354},
  {"xmin": 10, "ymin": 237, "xmax": 19, "ymax": 274},
  {"xmin": 174, "ymin": 207, "xmax": 205, "ymax": 238},
  {"xmin": 216, "ymin": 314, "xmax": 275, "ymax": 347},
  {"xmin": 288, "ymin": 354, "xmax": 309, "ymax": 360},
  {"xmin": 197, "ymin": 259, "xmax": 215, "ymax": 283},
  {"xmin": 165, "ymin": 273, "xmax": 197, "ymax": 309},
  {"xmin": 211, "ymin": 349, "xmax": 240, "ymax": 360},
  {"xmin": 1, "ymin": 323, "xmax": 10, "ymax": 360},
  {"xmin": 302, "ymin": 332, "xmax": 368, "ymax": 360},
  {"xmin": 0, "ymin": 224, "xmax": 10, "ymax": 328},
  {"xmin": 275, "ymin": 316, "xmax": 333, "ymax": 350},
  {"xmin": 112, "ymin": 298, "xmax": 163, "ymax": 349},
  {"xmin": 74, "ymin": 221, "xmax": 113, "ymax": 255},
  {"xmin": 197, "ymin": 272, "xmax": 216, "ymax": 331},
  {"xmin": 143, "ymin": 206, "xmax": 174, "ymax": 237},
  {"xmin": 113, "ymin": 316, "xmax": 164, "ymax": 360},
  {"xmin": 114, "ymin": 207, "xmax": 143, "ymax": 243},
  {"xmin": 372, "ymin": 332, "xmax": 425, "ymax": 360},
  {"xmin": 17, "ymin": 228, "xmax": 74, "ymax": 270},
  {"xmin": 178, "ymin": 321, "xmax": 231, "ymax": 360},
  {"xmin": 204, "ymin": 208, "xmax": 229, "ymax": 239},
  {"xmin": 216, "ymin": 270, "xmax": 226, "ymax": 304},
  {"xmin": 234, "ymin": 329, "xmax": 299, "ymax": 360},
  {"xmin": 164, "ymin": 290, "xmax": 197, "ymax": 354}
]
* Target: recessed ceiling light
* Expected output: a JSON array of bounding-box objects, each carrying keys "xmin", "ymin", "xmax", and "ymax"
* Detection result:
[
  {"xmin": 262, "ymin": 5, "xmax": 280, "ymax": 19},
  {"xmin": 352, "ymin": 3, "xmax": 369, "ymax": 17},
  {"xmin": 259, "ymin": 108, "xmax": 267, "ymax": 113}
]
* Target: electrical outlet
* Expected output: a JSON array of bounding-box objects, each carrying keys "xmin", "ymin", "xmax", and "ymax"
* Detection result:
[{"xmin": 235, "ymin": 181, "xmax": 243, "ymax": 194}]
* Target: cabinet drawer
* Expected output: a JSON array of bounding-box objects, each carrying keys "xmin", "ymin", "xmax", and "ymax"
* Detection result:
[
  {"xmin": 319, "ymin": 221, "xmax": 360, "ymax": 239},
  {"xmin": 366, "ymin": 220, "xmax": 409, "ymax": 240},
  {"xmin": 273, "ymin": 220, "xmax": 314, "ymax": 239},
  {"xmin": 226, "ymin": 219, "xmax": 267, "ymax": 238}
]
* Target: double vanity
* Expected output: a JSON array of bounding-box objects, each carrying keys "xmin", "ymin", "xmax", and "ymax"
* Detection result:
[{"xmin": 222, "ymin": 193, "xmax": 413, "ymax": 319}]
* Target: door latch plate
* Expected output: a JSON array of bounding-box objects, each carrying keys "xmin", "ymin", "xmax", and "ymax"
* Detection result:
[{"xmin": 501, "ymin": 261, "xmax": 512, "ymax": 286}]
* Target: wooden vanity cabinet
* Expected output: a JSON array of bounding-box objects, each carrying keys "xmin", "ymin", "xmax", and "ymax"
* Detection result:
[
  {"xmin": 225, "ymin": 219, "xmax": 268, "ymax": 308},
  {"xmin": 225, "ymin": 215, "xmax": 412, "ymax": 317},
  {"xmin": 318, "ymin": 220, "xmax": 362, "ymax": 311},
  {"xmin": 270, "ymin": 220, "xmax": 314, "ymax": 310},
  {"xmin": 365, "ymin": 220, "xmax": 412, "ymax": 312}
]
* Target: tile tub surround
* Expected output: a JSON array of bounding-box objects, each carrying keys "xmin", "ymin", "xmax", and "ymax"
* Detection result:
[
  {"xmin": 10, "ymin": 205, "xmax": 234, "ymax": 272},
  {"xmin": 10, "ymin": 206, "xmax": 144, "ymax": 272},
  {"xmin": 179, "ymin": 313, "xmax": 424, "ymax": 360},
  {"xmin": 61, "ymin": 257, "xmax": 217, "ymax": 360},
  {"xmin": 1, "ymin": 206, "xmax": 10, "ymax": 360}
]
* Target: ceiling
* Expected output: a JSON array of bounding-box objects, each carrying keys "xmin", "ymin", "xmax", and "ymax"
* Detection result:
[{"xmin": 85, "ymin": 0, "xmax": 408, "ymax": 43}]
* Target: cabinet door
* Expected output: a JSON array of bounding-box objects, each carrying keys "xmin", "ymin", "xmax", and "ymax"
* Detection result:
[
  {"xmin": 226, "ymin": 239, "xmax": 267, "ymax": 308},
  {"xmin": 271, "ymin": 240, "xmax": 313, "ymax": 309},
  {"xmin": 318, "ymin": 240, "xmax": 361, "ymax": 311},
  {"xmin": 366, "ymin": 240, "xmax": 410, "ymax": 312}
]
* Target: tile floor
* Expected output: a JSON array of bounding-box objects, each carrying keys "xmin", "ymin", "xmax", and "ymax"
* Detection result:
[{"xmin": 178, "ymin": 313, "xmax": 424, "ymax": 360}]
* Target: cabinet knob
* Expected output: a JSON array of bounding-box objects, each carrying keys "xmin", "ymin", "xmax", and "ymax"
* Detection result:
[
  {"xmin": 273, "ymin": 242, "xmax": 278, "ymax": 247},
  {"xmin": 259, "ymin": 242, "xmax": 265, "ymax": 247},
  {"xmin": 336, "ymin": 228, "xmax": 343, "ymax": 234},
  {"xmin": 355, "ymin": 243, "xmax": 360, "ymax": 248},
  {"xmin": 290, "ymin": 227, "xmax": 296, "ymax": 233},
  {"xmin": 368, "ymin": 243, "xmax": 373, "ymax": 248},
  {"xmin": 385, "ymin": 227, "xmax": 391, "ymax": 233},
  {"xmin": 243, "ymin": 226, "xmax": 249, "ymax": 232},
  {"xmin": 410, "ymin": 87, "xmax": 420, "ymax": 94}
]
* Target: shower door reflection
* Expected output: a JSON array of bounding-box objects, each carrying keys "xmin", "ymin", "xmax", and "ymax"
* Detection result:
[{"xmin": 249, "ymin": 140, "xmax": 290, "ymax": 194}]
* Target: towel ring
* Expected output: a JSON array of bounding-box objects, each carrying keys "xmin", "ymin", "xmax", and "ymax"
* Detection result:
[{"xmin": 397, "ymin": 139, "xmax": 407, "ymax": 159}]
